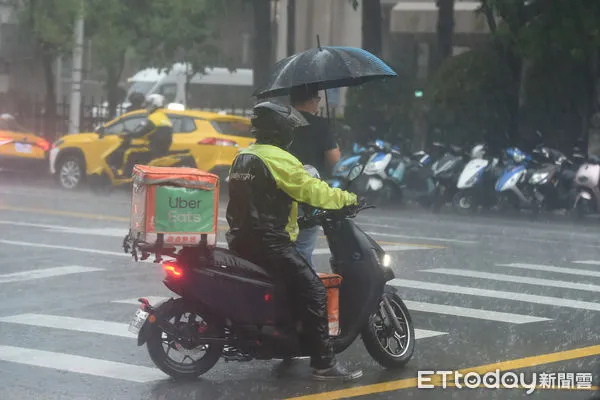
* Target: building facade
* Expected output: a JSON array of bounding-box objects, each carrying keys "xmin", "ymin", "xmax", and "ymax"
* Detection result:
[{"xmin": 274, "ymin": 0, "xmax": 493, "ymax": 111}]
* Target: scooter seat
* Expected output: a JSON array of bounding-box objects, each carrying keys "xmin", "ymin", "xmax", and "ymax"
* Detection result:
[
  {"xmin": 211, "ymin": 248, "xmax": 273, "ymax": 281},
  {"xmin": 589, "ymin": 155, "xmax": 600, "ymax": 165},
  {"xmin": 450, "ymin": 145, "xmax": 462, "ymax": 154},
  {"xmin": 169, "ymin": 150, "xmax": 189, "ymax": 155}
]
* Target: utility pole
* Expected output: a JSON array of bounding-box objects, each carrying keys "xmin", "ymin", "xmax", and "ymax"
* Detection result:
[{"xmin": 69, "ymin": 1, "xmax": 84, "ymax": 134}]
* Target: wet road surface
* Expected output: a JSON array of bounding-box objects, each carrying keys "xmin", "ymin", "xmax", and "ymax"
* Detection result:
[{"xmin": 0, "ymin": 173, "xmax": 599, "ymax": 399}]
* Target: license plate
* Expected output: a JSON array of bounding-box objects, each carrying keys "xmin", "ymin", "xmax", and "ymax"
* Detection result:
[
  {"xmin": 15, "ymin": 143, "xmax": 32, "ymax": 153},
  {"xmin": 128, "ymin": 309, "xmax": 149, "ymax": 334}
]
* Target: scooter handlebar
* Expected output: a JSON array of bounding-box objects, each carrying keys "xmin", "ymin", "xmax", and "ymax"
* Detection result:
[{"xmin": 297, "ymin": 202, "xmax": 374, "ymax": 228}]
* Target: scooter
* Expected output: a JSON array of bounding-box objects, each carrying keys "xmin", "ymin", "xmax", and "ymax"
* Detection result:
[
  {"xmin": 453, "ymin": 144, "xmax": 501, "ymax": 215},
  {"xmin": 494, "ymin": 147, "xmax": 535, "ymax": 212},
  {"xmin": 528, "ymin": 147, "xmax": 578, "ymax": 216},
  {"xmin": 572, "ymin": 154, "xmax": 600, "ymax": 218},
  {"xmin": 328, "ymin": 143, "xmax": 371, "ymax": 189},
  {"xmin": 392, "ymin": 150, "xmax": 436, "ymax": 207},
  {"xmin": 430, "ymin": 144, "xmax": 467, "ymax": 212},
  {"xmin": 347, "ymin": 140, "xmax": 399, "ymax": 202},
  {"xmin": 123, "ymin": 164, "xmax": 416, "ymax": 380},
  {"xmin": 88, "ymin": 130, "xmax": 196, "ymax": 194}
]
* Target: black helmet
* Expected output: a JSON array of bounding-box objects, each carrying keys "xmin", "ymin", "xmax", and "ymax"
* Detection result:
[
  {"xmin": 251, "ymin": 101, "xmax": 309, "ymax": 149},
  {"xmin": 128, "ymin": 92, "xmax": 145, "ymax": 106}
]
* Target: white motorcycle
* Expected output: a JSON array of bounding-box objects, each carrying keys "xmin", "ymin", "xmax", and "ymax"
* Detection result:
[{"xmin": 453, "ymin": 144, "xmax": 501, "ymax": 215}]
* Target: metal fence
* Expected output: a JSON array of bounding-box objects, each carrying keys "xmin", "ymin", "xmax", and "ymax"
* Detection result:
[{"xmin": 0, "ymin": 94, "xmax": 341, "ymax": 141}]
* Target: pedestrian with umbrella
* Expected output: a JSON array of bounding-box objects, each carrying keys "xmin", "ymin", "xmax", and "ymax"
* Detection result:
[
  {"xmin": 287, "ymin": 83, "xmax": 341, "ymax": 269},
  {"xmin": 253, "ymin": 44, "xmax": 397, "ymax": 269}
]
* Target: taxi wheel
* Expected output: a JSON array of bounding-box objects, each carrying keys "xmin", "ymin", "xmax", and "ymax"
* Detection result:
[{"xmin": 56, "ymin": 155, "xmax": 85, "ymax": 190}]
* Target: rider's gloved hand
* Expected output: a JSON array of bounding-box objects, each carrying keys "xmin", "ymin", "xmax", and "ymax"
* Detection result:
[
  {"xmin": 357, "ymin": 196, "xmax": 368, "ymax": 208},
  {"xmin": 340, "ymin": 196, "xmax": 367, "ymax": 216}
]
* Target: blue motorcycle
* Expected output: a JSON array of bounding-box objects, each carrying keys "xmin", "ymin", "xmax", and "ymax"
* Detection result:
[
  {"xmin": 495, "ymin": 147, "xmax": 535, "ymax": 212},
  {"xmin": 328, "ymin": 140, "xmax": 384, "ymax": 189}
]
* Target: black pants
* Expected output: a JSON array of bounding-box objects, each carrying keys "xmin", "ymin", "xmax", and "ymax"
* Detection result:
[{"xmin": 234, "ymin": 241, "xmax": 335, "ymax": 369}]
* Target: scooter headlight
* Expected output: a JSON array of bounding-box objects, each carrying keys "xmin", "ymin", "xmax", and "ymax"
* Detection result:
[
  {"xmin": 530, "ymin": 172, "xmax": 549, "ymax": 184},
  {"xmin": 382, "ymin": 253, "xmax": 392, "ymax": 267}
]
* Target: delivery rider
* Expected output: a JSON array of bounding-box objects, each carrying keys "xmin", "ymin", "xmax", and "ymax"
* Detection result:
[{"xmin": 119, "ymin": 94, "xmax": 174, "ymax": 176}]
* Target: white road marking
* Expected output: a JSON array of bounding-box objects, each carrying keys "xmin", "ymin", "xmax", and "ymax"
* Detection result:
[
  {"xmin": 0, "ymin": 238, "xmax": 435, "ymax": 256},
  {"xmin": 113, "ymin": 296, "xmax": 171, "ymax": 305},
  {"xmin": 402, "ymin": 300, "xmax": 550, "ymax": 324},
  {"xmin": 414, "ymin": 329, "xmax": 447, "ymax": 339},
  {"xmin": 425, "ymin": 268, "xmax": 600, "ymax": 293},
  {"xmin": 0, "ymin": 266, "xmax": 103, "ymax": 284},
  {"xmin": 0, "ymin": 220, "xmax": 227, "ymax": 241},
  {"xmin": 0, "ymin": 312, "xmax": 445, "ymax": 353},
  {"xmin": 364, "ymin": 231, "xmax": 476, "ymax": 244},
  {"xmin": 0, "ymin": 240, "xmax": 135, "ymax": 257},
  {"xmin": 497, "ymin": 263, "xmax": 600, "ymax": 278},
  {"xmin": 313, "ymin": 244, "xmax": 437, "ymax": 254},
  {"xmin": 116, "ymin": 296, "xmax": 548, "ymax": 325},
  {"xmin": 0, "ymin": 345, "xmax": 166, "ymax": 383},
  {"xmin": 113, "ymin": 296, "xmax": 447, "ymax": 339},
  {"xmin": 0, "ymin": 314, "xmax": 135, "ymax": 338},
  {"xmin": 389, "ymin": 279, "xmax": 600, "ymax": 311},
  {"xmin": 0, "ymin": 220, "xmax": 128, "ymax": 237},
  {"xmin": 573, "ymin": 260, "xmax": 600, "ymax": 266}
]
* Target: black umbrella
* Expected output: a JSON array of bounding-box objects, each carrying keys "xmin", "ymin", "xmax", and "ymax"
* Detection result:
[{"xmin": 252, "ymin": 45, "xmax": 397, "ymax": 99}]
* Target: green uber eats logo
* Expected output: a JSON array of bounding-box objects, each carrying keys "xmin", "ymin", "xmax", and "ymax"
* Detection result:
[{"xmin": 154, "ymin": 186, "xmax": 215, "ymax": 233}]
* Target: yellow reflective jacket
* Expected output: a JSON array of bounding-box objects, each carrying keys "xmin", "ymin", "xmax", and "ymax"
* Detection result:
[{"xmin": 225, "ymin": 144, "xmax": 357, "ymax": 255}]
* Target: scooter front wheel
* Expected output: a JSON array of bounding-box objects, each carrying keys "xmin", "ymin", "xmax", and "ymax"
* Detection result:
[
  {"xmin": 452, "ymin": 190, "xmax": 476, "ymax": 215},
  {"xmin": 362, "ymin": 287, "xmax": 415, "ymax": 369}
]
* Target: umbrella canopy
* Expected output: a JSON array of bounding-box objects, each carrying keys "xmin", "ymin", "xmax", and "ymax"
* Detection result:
[{"xmin": 253, "ymin": 46, "xmax": 397, "ymax": 99}]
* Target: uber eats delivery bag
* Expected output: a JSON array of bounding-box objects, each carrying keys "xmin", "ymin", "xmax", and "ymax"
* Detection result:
[{"xmin": 130, "ymin": 165, "xmax": 219, "ymax": 246}]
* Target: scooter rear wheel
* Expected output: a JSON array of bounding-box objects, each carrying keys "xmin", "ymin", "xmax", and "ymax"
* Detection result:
[
  {"xmin": 146, "ymin": 298, "xmax": 223, "ymax": 380},
  {"xmin": 362, "ymin": 287, "xmax": 415, "ymax": 369}
]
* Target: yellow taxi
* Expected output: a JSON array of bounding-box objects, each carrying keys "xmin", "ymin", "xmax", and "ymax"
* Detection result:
[
  {"xmin": 0, "ymin": 114, "xmax": 50, "ymax": 170},
  {"xmin": 49, "ymin": 108, "xmax": 254, "ymax": 189}
]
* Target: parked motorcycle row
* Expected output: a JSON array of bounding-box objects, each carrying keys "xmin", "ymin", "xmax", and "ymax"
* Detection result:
[{"xmin": 328, "ymin": 136, "xmax": 600, "ymax": 219}]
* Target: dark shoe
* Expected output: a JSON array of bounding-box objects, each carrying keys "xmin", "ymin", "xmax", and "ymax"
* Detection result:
[{"xmin": 312, "ymin": 362, "xmax": 363, "ymax": 382}]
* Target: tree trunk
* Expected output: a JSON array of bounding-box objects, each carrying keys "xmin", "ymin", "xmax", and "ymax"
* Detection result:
[
  {"xmin": 252, "ymin": 0, "xmax": 272, "ymax": 90},
  {"xmin": 584, "ymin": 49, "xmax": 599, "ymax": 155},
  {"xmin": 361, "ymin": 0, "xmax": 382, "ymax": 56},
  {"xmin": 287, "ymin": 0, "xmax": 295, "ymax": 56},
  {"xmin": 41, "ymin": 50, "xmax": 57, "ymax": 139},
  {"xmin": 504, "ymin": 48, "xmax": 522, "ymax": 147},
  {"xmin": 480, "ymin": 0, "xmax": 497, "ymax": 34},
  {"xmin": 434, "ymin": 0, "xmax": 455, "ymax": 70}
]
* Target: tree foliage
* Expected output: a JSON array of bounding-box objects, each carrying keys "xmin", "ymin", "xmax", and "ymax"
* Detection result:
[
  {"xmin": 344, "ymin": 64, "xmax": 414, "ymax": 143},
  {"xmin": 16, "ymin": 0, "xmax": 80, "ymax": 134},
  {"xmin": 134, "ymin": 0, "xmax": 227, "ymax": 78},
  {"xmin": 476, "ymin": 0, "xmax": 600, "ymax": 151},
  {"xmin": 426, "ymin": 47, "xmax": 513, "ymax": 146},
  {"xmin": 18, "ymin": 0, "xmax": 80, "ymax": 57},
  {"xmin": 85, "ymin": 0, "xmax": 227, "ymax": 116}
]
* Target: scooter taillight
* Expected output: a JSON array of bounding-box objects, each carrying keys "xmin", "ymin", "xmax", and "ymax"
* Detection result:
[{"xmin": 163, "ymin": 261, "xmax": 183, "ymax": 278}]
